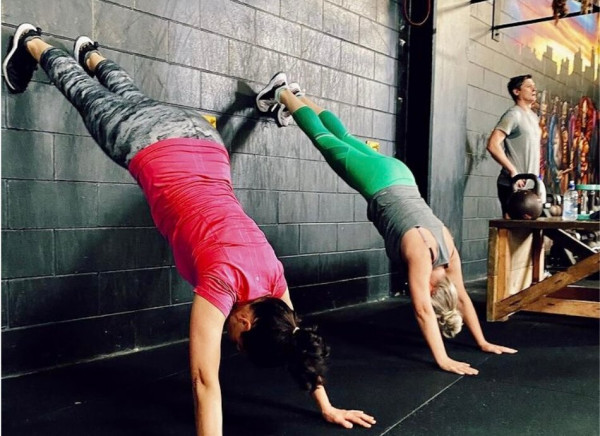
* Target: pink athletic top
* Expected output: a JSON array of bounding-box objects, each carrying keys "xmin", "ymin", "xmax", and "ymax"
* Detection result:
[{"xmin": 128, "ymin": 138, "xmax": 288, "ymax": 317}]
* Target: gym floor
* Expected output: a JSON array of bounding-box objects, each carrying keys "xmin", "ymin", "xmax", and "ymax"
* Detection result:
[{"xmin": 2, "ymin": 280, "xmax": 598, "ymax": 436}]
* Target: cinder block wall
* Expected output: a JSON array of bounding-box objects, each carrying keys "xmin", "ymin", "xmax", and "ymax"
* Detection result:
[
  {"xmin": 1, "ymin": 0, "xmax": 403, "ymax": 376},
  {"xmin": 461, "ymin": 1, "xmax": 598, "ymax": 279}
]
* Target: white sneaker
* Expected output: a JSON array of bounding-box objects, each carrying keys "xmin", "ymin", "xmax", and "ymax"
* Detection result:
[
  {"xmin": 256, "ymin": 71, "xmax": 287, "ymax": 112},
  {"xmin": 73, "ymin": 36, "xmax": 99, "ymax": 77},
  {"xmin": 275, "ymin": 82, "xmax": 303, "ymax": 127}
]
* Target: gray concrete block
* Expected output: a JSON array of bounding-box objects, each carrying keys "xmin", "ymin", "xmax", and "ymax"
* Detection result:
[
  {"xmin": 1, "ymin": 281, "xmax": 7, "ymax": 328},
  {"xmin": 98, "ymin": 184, "xmax": 154, "ymax": 227},
  {"xmin": 259, "ymin": 224, "xmax": 299, "ymax": 256},
  {"xmin": 239, "ymin": 0, "xmax": 280, "ymax": 14},
  {"xmin": 231, "ymin": 154, "xmax": 299, "ymax": 191},
  {"xmin": 281, "ymin": 0, "xmax": 323, "ymax": 29},
  {"xmin": 201, "ymin": 73, "xmax": 247, "ymax": 115},
  {"xmin": 256, "ymin": 11, "xmax": 301, "ymax": 56},
  {"xmin": 171, "ymin": 267, "xmax": 194, "ymax": 304},
  {"xmin": 134, "ymin": 0, "xmax": 200, "ymax": 27},
  {"xmin": 462, "ymin": 218, "xmax": 489, "ymax": 240},
  {"xmin": 357, "ymin": 78, "xmax": 390, "ymax": 111},
  {"xmin": 461, "ymin": 259, "xmax": 487, "ymax": 281},
  {"xmin": 278, "ymin": 192, "xmax": 319, "ymax": 223},
  {"xmin": 462, "ymin": 196, "xmax": 479, "ymax": 219},
  {"xmin": 324, "ymin": 3, "xmax": 360, "ymax": 43},
  {"xmin": 95, "ymin": 2, "xmax": 168, "ymax": 60},
  {"xmin": 1, "ymin": 129, "xmax": 53, "ymax": 180},
  {"xmin": 1, "ymin": 0, "xmax": 92, "ymax": 37},
  {"xmin": 319, "ymin": 250, "xmax": 386, "ymax": 283},
  {"xmin": 318, "ymin": 193, "xmax": 354, "ymax": 222},
  {"xmin": 337, "ymin": 222, "xmax": 384, "ymax": 251},
  {"xmin": 6, "ymin": 82, "xmax": 87, "ymax": 135},
  {"xmin": 219, "ymin": 115, "xmax": 270, "ymax": 155},
  {"xmin": 200, "ymin": 0, "xmax": 255, "ymax": 41},
  {"xmin": 331, "ymin": 0, "xmax": 377, "ymax": 21},
  {"xmin": 99, "ymin": 268, "xmax": 170, "ymax": 314},
  {"xmin": 168, "ymin": 23, "xmax": 228, "ymax": 74},
  {"xmin": 477, "ymin": 197, "xmax": 502, "ymax": 219},
  {"xmin": 1, "ymin": 230, "xmax": 54, "ymax": 279},
  {"xmin": 338, "ymin": 103, "xmax": 374, "ymax": 138},
  {"xmin": 135, "ymin": 57, "xmax": 201, "ymax": 107},
  {"xmin": 1, "ymin": 182, "xmax": 7, "ymax": 230},
  {"xmin": 7, "ymin": 274, "xmax": 99, "ymax": 327},
  {"xmin": 372, "ymin": 111, "xmax": 395, "ymax": 141},
  {"xmin": 359, "ymin": 17, "xmax": 398, "ymax": 58},
  {"xmin": 460, "ymin": 239, "xmax": 488, "ymax": 263},
  {"xmin": 235, "ymin": 189, "xmax": 279, "ymax": 224},
  {"xmin": 302, "ymin": 28, "xmax": 341, "ymax": 69},
  {"xmin": 321, "ymin": 68, "xmax": 357, "ymax": 105},
  {"xmin": 376, "ymin": 0, "xmax": 401, "ymax": 30},
  {"xmin": 299, "ymin": 223, "xmax": 337, "ymax": 254},
  {"xmin": 374, "ymin": 53, "xmax": 397, "ymax": 85},
  {"xmin": 340, "ymin": 41, "xmax": 375, "ymax": 79},
  {"xmin": 353, "ymin": 194, "xmax": 369, "ymax": 221},
  {"xmin": 279, "ymin": 254, "xmax": 320, "ymax": 286},
  {"xmin": 229, "ymin": 40, "xmax": 280, "ymax": 83},
  {"xmin": 279, "ymin": 55, "xmax": 323, "ymax": 98},
  {"xmin": 54, "ymin": 135, "xmax": 133, "ymax": 183},
  {"xmin": 55, "ymin": 228, "xmax": 171, "ymax": 274},
  {"xmin": 7, "ymin": 180, "xmax": 98, "ymax": 229},
  {"xmin": 299, "ymin": 160, "xmax": 338, "ymax": 192}
]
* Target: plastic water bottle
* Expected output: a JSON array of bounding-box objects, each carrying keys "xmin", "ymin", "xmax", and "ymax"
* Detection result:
[{"xmin": 562, "ymin": 181, "xmax": 578, "ymax": 220}]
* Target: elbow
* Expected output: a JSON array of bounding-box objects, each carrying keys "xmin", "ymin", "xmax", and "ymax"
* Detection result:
[
  {"xmin": 413, "ymin": 303, "xmax": 435, "ymax": 323},
  {"xmin": 191, "ymin": 367, "xmax": 219, "ymax": 394}
]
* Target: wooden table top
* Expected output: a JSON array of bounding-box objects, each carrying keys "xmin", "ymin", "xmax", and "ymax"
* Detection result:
[{"xmin": 489, "ymin": 217, "xmax": 600, "ymax": 231}]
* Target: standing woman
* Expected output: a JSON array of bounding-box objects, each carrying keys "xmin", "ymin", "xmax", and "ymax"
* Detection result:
[
  {"xmin": 257, "ymin": 72, "xmax": 517, "ymax": 376},
  {"xmin": 3, "ymin": 24, "xmax": 375, "ymax": 435}
]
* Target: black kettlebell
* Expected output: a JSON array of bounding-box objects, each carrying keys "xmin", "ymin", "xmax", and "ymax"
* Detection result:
[{"xmin": 506, "ymin": 173, "xmax": 543, "ymax": 220}]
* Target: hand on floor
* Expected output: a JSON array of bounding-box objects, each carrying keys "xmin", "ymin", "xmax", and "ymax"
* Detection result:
[
  {"xmin": 479, "ymin": 341, "xmax": 518, "ymax": 354},
  {"xmin": 438, "ymin": 357, "xmax": 479, "ymax": 376},
  {"xmin": 322, "ymin": 406, "xmax": 376, "ymax": 429}
]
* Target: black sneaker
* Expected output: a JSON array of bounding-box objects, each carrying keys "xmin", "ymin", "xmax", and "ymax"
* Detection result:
[
  {"xmin": 73, "ymin": 36, "xmax": 99, "ymax": 77},
  {"xmin": 256, "ymin": 71, "xmax": 287, "ymax": 112},
  {"xmin": 2, "ymin": 23, "xmax": 42, "ymax": 94}
]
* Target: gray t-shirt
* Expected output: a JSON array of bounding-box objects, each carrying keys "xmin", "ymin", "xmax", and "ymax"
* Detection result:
[{"xmin": 495, "ymin": 105, "xmax": 541, "ymax": 186}]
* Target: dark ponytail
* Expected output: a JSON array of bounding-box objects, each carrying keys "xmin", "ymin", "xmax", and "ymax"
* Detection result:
[{"xmin": 240, "ymin": 298, "xmax": 330, "ymax": 392}]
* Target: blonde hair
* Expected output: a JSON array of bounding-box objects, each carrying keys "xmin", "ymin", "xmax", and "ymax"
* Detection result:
[{"xmin": 431, "ymin": 276, "xmax": 463, "ymax": 338}]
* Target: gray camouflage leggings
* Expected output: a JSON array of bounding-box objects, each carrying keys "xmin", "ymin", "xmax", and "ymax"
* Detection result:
[{"xmin": 39, "ymin": 48, "xmax": 223, "ymax": 167}]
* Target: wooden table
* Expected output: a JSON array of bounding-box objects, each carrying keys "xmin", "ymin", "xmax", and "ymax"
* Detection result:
[{"xmin": 487, "ymin": 218, "xmax": 600, "ymax": 321}]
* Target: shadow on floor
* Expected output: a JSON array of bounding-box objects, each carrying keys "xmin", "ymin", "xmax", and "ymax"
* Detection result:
[{"xmin": 2, "ymin": 280, "xmax": 599, "ymax": 436}]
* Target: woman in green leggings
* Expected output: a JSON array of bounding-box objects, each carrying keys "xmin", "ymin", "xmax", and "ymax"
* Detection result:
[{"xmin": 257, "ymin": 73, "xmax": 517, "ymax": 376}]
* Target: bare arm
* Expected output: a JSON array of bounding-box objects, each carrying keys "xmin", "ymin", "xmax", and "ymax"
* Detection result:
[
  {"xmin": 443, "ymin": 230, "xmax": 517, "ymax": 355},
  {"xmin": 189, "ymin": 295, "xmax": 227, "ymax": 436},
  {"xmin": 486, "ymin": 129, "xmax": 517, "ymax": 176},
  {"xmin": 402, "ymin": 232, "xmax": 478, "ymax": 375}
]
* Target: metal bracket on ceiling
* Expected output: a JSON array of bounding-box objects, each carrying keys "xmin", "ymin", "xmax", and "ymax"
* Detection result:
[{"xmin": 470, "ymin": 0, "xmax": 600, "ymax": 41}]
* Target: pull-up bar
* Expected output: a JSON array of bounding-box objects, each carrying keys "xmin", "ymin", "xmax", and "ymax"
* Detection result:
[{"xmin": 469, "ymin": 0, "xmax": 599, "ymax": 41}]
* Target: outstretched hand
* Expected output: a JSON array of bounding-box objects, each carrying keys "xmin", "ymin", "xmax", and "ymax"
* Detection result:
[
  {"xmin": 322, "ymin": 406, "xmax": 376, "ymax": 429},
  {"xmin": 438, "ymin": 357, "xmax": 479, "ymax": 376},
  {"xmin": 480, "ymin": 341, "xmax": 518, "ymax": 355}
]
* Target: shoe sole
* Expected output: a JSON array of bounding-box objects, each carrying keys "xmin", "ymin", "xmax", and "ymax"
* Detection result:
[
  {"xmin": 256, "ymin": 71, "xmax": 286, "ymax": 113},
  {"xmin": 2, "ymin": 23, "xmax": 38, "ymax": 93},
  {"xmin": 73, "ymin": 36, "xmax": 95, "ymax": 76}
]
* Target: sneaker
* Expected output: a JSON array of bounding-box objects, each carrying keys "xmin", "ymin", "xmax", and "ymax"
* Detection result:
[
  {"xmin": 256, "ymin": 71, "xmax": 287, "ymax": 112},
  {"xmin": 275, "ymin": 82, "xmax": 303, "ymax": 127},
  {"xmin": 2, "ymin": 23, "xmax": 42, "ymax": 93},
  {"xmin": 73, "ymin": 36, "xmax": 99, "ymax": 77}
]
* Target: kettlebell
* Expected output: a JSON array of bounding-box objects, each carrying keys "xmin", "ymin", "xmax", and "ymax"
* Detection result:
[{"xmin": 506, "ymin": 173, "xmax": 543, "ymax": 220}]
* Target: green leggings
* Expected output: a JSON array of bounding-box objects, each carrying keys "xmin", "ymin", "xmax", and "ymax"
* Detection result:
[{"xmin": 292, "ymin": 106, "xmax": 416, "ymax": 199}]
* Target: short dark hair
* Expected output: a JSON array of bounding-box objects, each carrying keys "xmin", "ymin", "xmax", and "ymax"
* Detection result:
[
  {"xmin": 507, "ymin": 74, "xmax": 532, "ymax": 102},
  {"xmin": 241, "ymin": 298, "xmax": 329, "ymax": 392}
]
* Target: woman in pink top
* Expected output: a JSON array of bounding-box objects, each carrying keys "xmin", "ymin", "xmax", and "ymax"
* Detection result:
[{"xmin": 3, "ymin": 25, "xmax": 375, "ymax": 435}]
